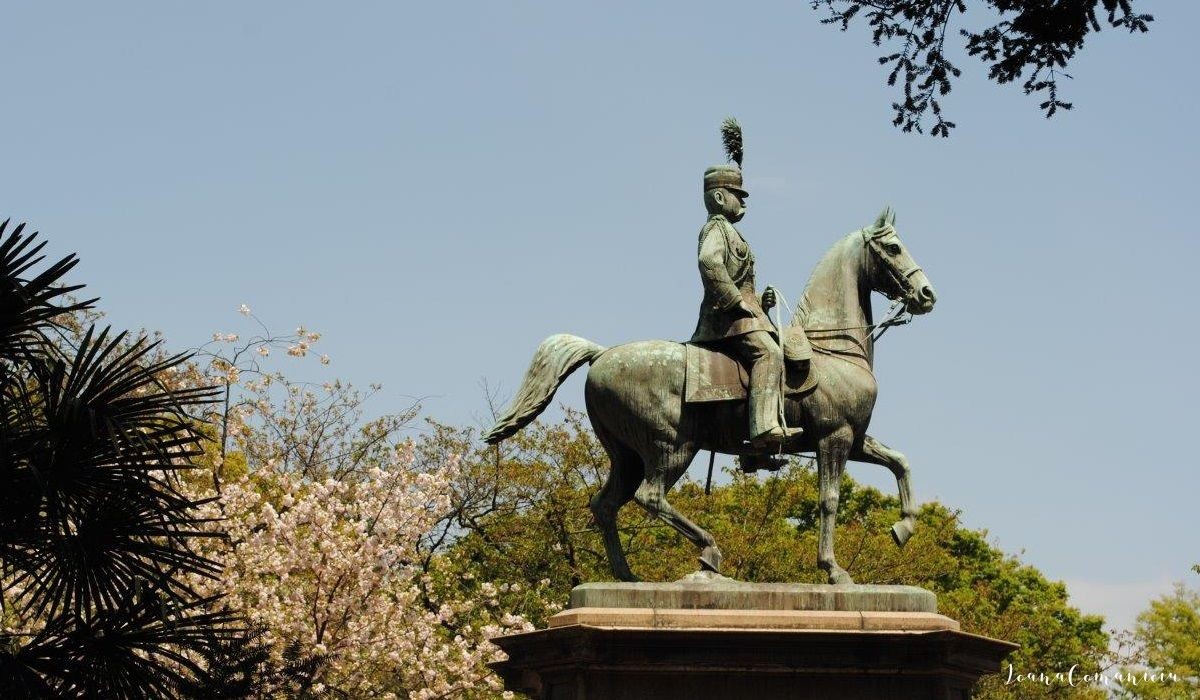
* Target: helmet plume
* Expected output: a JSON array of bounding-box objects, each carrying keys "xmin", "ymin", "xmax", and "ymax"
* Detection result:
[{"xmin": 721, "ymin": 117, "xmax": 743, "ymax": 168}]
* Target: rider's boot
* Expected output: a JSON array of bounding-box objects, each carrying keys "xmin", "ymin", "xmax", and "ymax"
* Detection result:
[
  {"xmin": 741, "ymin": 330, "xmax": 803, "ymax": 449},
  {"xmin": 749, "ymin": 425, "xmax": 803, "ymax": 449}
]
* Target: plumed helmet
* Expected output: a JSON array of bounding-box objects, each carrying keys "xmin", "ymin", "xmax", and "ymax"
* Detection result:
[
  {"xmin": 703, "ymin": 117, "xmax": 748, "ymax": 197},
  {"xmin": 703, "ymin": 165, "xmax": 748, "ymax": 198}
]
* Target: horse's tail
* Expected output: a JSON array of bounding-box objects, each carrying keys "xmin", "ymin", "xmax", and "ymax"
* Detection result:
[{"xmin": 482, "ymin": 334, "xmax": 606, "ymax": 444}]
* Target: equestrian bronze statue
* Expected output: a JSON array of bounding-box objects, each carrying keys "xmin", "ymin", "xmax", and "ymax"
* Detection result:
[{"xmin": 483, "ymin": 124, "xmax": 937, "ymax": 585}]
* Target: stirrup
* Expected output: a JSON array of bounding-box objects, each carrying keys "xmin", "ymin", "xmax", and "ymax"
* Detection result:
[{"xmin": 747, "ymin": 426, "xmax": 803, "ymax": 449}]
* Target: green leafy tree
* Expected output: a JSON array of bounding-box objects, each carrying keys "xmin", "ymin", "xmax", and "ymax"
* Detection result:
[
  {"xmin": 426, "ymin": 411, "xmax": 1109, "ymax": 698},
  {"xmin": 0, "ymin": 221, "xmax": 236, "ymax": 697},
  {"xmin": 1115, "ymin": 582, "xmax": 1200, "ymax": 698},
  {"xmin": 812, "ymin": 0, "xmax": 1153, "ymax": 136}
]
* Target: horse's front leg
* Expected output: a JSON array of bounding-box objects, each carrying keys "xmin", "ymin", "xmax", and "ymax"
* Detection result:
[
  {"xmin": 817, "ymin": 431, "xmax": 854, "ymax": 584},
  {"xmin": 850, "ymin": 434, "xmax": 917, "ymax": 548}
]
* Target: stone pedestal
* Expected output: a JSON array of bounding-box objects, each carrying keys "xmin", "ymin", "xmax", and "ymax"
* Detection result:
[{"xmin": 491, "ymin": 577, "xmax": 1016, "ymax": 699}]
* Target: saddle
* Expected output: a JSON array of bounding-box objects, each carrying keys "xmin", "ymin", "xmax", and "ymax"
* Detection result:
[{"xmin": 684, "ymin": 326, "xmax": 817, "ymax": 404}]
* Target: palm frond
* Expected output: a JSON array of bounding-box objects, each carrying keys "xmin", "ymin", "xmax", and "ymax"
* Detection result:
[
  {"xmin": 4, "ymin": 327, "xmax": 221, "ymax": 617},
  {"xmin": 0, "ymin": 220, "xmax": 96, "ymax": 360},
  {"xmin": 1, "ymin": 224, "xmax": 235, "ymax": 697},
  {"xmin": 6, "ymin": 593, "xmax": 239, "ymax": 699},
  {"xmin": 175, "ymin": 626, "xmax": 325, "ymax": 699}
]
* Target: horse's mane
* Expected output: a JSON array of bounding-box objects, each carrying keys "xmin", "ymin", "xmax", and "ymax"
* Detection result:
[
  {"xmin": 792, "ymin": 231, "xmax": 865, "ymax": 329},
  {"xmin": 791, "ymin": 230, "xmax": 874, "ymax": 368}
]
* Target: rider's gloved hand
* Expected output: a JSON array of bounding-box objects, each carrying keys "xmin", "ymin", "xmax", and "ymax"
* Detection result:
[{"xmin": 761, "ymin": 285, "xmax": 778, "ymax": 312}]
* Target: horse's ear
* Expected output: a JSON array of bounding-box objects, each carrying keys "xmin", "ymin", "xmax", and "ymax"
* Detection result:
[
  {"xmin": 887, "ymin": 208, "xmax": 896, "ymax": 226},
  {"xmin": 874, "ymin": 206, "xmax": 891, "ymax": 229}
]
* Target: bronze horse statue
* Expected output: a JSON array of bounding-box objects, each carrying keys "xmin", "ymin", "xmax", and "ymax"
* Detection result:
[{"xmin": 484, "ymin": 208, "xmax": 936, "ymax": 584}]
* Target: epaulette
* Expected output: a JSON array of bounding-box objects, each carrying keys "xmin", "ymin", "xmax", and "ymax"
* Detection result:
[{"xmin": 702, "ymin": 215, "xmax": 731, "ymax": 237}]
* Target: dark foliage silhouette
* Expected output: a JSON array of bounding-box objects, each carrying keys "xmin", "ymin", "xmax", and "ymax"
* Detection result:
[
  {"xmin": 0, "ymin": 220, "xmax": 239, "ymax": 698},
  {"xmin": 812, "ymin": 0, "xmax": 1154, "ymax": 135},
  {"xmin": 175, "ymin": 628, "xmax": 325, "ymax": 699}
]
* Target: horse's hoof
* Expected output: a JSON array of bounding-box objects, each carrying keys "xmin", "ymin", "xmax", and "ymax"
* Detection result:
[
  {"xmin": 698, "ymin": 545, "xmax": 723, "ymax": 573},
  {"xmin": 613, "ymin": 564, "xmax": 640, "ymax": 582},
  {"xmin": 891, "ymin": 519, "xmax": 914, "ymax": 548},
  {"xmin": 827, "ymin": 568, "xmax": 854, "ymax": 585}
]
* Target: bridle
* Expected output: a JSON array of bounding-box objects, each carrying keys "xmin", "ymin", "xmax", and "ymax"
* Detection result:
[
  {"xmin": 794, "ymin": 226, "xmax": 920, "ymax": 368},
  {"xmin": 861, "ymin": 225, "xmax": 923, "ymax": 305}
]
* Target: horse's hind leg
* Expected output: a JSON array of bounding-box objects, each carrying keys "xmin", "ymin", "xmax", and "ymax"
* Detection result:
[
  {"xmin": 633, "ymin": 445, "xmax": 722, "ymax": 572},
  {"xmin": 589, "ymin": 432, "xmax": 642, "ymax": 582},
  {"xmin": 850, "ymin": 434, "xmax": 917, "ymax": 547}
]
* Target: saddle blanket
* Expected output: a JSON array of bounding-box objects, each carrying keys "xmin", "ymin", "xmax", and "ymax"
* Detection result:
[{"xmin": 684, "ymin": 327, "xmax": 817, "ymax": 404}]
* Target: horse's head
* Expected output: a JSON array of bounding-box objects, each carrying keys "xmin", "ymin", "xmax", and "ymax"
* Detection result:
[{"xmin": 862, "ymin": 207, "xmax": 936, "ymax": 315}]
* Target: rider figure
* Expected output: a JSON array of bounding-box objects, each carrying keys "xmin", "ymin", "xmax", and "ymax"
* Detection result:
[{"xmin": 690, "ymin": 124, "xmax": 806, "ymax": 449}]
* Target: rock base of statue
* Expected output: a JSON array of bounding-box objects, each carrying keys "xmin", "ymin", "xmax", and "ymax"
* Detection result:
[{"xmin": 490, "ymin": 573, "xmax": 1017, "ymax": 700}]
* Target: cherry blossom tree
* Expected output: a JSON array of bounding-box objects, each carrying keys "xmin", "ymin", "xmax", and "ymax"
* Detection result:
[{"xmin": 181, "ymin": 310, "xmax": 534, "ymax": 697}]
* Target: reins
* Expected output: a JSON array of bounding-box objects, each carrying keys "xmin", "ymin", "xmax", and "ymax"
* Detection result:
[{"xmin": 798, "ymin": 299, "xmax": 911, "ymax": 342}]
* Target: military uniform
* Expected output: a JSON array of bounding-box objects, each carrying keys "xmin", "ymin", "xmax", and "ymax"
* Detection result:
[
  {"xmin": 690, "ymin": 214, "xmax": 774, "ymax": 343},
  {"xmin": 690, "ymin": 214, "xmax": 790, "ymax": 443},
  {"xmin": 690, "ymin": 164, "xmax": 801, "ymax": 446}
]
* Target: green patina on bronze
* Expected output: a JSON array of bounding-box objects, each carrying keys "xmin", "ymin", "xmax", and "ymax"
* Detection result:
[{"xmin": 484, "ymin": 122, "xmax": 938, "ymax": 585}]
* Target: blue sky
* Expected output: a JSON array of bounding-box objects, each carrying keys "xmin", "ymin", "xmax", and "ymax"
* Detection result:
[{"xmin": 3, "ymin": 1, "xmax": 1195, "ymax": 633}]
